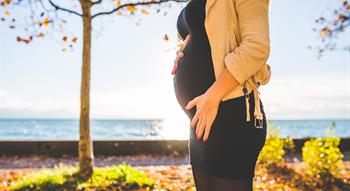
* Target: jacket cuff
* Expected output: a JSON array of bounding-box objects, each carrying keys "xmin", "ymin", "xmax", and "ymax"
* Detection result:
[{"xmin": 224, "ymin": 53, "xmax": 249, "ymax": 85}]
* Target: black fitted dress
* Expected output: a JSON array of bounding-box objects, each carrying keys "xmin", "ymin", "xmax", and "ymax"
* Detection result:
[{"xmin": 173, "ymin": 0, "xmax": 267, "ymax": 179}]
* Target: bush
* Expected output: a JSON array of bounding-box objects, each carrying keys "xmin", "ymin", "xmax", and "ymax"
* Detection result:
[
  {"xmin": 9, "ymin": 162, "xmax": 156, "ymax": 191},
  {"xmin": 302, "ymin": 137, "xmax": 345, "ymax": 178},
  {"xmin": 257, "ymin": 122, "xmax": 295, "ymax": 168}
]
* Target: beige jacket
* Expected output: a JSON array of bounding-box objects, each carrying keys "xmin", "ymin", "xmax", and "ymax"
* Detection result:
[{"xmin": 204, "ymin": 0, "xmax": 272, "ymax": 127}]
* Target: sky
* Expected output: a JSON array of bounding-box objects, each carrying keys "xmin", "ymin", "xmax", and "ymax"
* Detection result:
[{"xmin": 0, "ymin": 0, "xmax": 349, "ymax": 121}]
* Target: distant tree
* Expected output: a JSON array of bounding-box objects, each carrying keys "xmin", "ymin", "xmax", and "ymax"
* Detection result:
[
  {"xmin": 311, "ymin": 0, "xmax": 350, "ymax": 58},
  {"xmin": 0, "ymin": 0, "xmax": 186, "ymax": 179}
]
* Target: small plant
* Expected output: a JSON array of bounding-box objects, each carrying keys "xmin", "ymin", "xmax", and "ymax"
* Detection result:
[
  {"xmin": 9, "ymin": 162, "xmax": 156, "ymax": 191},
  {"xmin": 302, "ymin": 137, "xmax": 345, "ymax": 178},
  {"xmin": 257, "ymin": 122, "xmax": 294, "ymax": 168}
]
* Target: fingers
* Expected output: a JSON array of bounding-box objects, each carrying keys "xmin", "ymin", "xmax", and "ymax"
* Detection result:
[
  {"xmin": 184, "ymin": 34, "xmax": 191, "ymax": 46},
  {"xmin": 190, "ymin": 111, "xmax": 199, "ymax": 128},
  {"xmin": 176, "ymin": 49, "xmax": 184, "ymax": 57},
  {"xmin": 196, "ymin": 116, "xmax": 205, "ymax": 140},
  {"xmin": 171, "ymin": 51, "xmax": 184, "ymax": 75},
  {"xmin": 172, "ymin": 35, "xmax": 190, "ymax": 75},
  {"xmin": 195, "ymin": 116, "xmax": 202, "ymax": 134},
  {"xmin": 203, "ymin": 119, "xmax": 213, "ymax": 142},
  {"xmin": 185, "ymin": 97, "xmax": 197, "ymax": 110},
  {"xmin": 171, "ymin": 61, "xmax": 178, "ymax": 75}
]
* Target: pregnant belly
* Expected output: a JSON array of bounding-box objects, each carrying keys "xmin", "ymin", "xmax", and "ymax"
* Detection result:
[{"xmin": 173, "ymin": 41, "xmax": 215, "ymax": 113}]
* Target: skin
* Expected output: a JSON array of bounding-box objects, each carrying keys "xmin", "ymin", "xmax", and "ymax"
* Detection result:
[{"xmin": 171, "ymin": 34, "xmax": 240, "ymax": 143}]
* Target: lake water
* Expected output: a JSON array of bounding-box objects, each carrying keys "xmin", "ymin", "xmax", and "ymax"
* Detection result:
[{"xmin": 0, "ymin": 119, "xmax": 349, "ymax": 140}]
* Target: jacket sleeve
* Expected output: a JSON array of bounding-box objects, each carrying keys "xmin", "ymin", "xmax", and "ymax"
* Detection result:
[{"xmin": 224, "ymin": 0, "xmax": 270, "ymax": 85}]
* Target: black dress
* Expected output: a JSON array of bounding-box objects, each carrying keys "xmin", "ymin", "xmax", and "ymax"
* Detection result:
[{"xmin": 173, "ymin": 0, "xmax": 267, "ymax": 179}]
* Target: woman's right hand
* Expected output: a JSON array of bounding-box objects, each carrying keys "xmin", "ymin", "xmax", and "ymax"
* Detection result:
[{"xmin": 171, "ymin": 34, "xmax": 191, "ymax": 75}]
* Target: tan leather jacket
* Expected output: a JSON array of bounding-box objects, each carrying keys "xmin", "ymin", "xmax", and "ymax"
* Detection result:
[{"xmin": 204, "ymin": 0, "xmax": 272, "ymax": 127}]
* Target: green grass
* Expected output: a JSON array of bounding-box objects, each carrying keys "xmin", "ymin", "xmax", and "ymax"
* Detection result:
[{"xmin": 9, "ymin": 162, "xmax": 156, "ymax": 191}]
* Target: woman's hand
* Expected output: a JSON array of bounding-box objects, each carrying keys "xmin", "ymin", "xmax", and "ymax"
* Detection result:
[
  {"xmin": 171, "ymin": 34, "xmax": 190, "ymax": 75},
  {"xmin": 185, "ymin": 90, "xmax": 220, "ymax": 142}
]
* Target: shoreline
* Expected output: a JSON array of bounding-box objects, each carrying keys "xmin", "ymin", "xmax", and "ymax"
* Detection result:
[{"xmin": 1, "ymin": 138, "xmax": 349, "ymax": 156}]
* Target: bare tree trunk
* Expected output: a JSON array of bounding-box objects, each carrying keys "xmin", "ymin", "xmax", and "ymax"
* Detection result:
[{"xmin": 78, "ymin": 0, "xmax": 94, "ymax": 179}]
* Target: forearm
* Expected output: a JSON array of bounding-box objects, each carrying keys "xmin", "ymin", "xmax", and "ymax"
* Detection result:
[{"xmin": 205, "ymin": 68, "xmax": 240, "ymax": 103}]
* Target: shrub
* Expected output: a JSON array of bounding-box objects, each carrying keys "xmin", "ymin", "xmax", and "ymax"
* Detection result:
[
  {"xmin": 257, "ymin": 122, "xmax": 295, "ymax": 168},
  {"xmin": 302, "ymin": 137, "xmax": 345, "ymax": 178},
  {"xmin": 9, "ymin": 162, "xmax": 156, "ymax": 191}
]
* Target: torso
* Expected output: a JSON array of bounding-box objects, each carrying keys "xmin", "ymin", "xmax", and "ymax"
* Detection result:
[{"xmin": 173, "ymin": 0, "xmax": 216, "ymax": 115}]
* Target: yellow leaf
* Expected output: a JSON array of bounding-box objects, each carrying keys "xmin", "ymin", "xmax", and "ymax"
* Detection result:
[
  {"xmin": 4, "ymin": 9, "xmax": 10, "ymax": 15},
  {"xmin": 141, "ymin": 8, "xmax": 149, "ymax": 14},
  {"xmin": 126, "ymin": 5, "xmax": 136, "ymax": 13},
  {"xmin": 43, "ymin": 18, "xmax": 50, "ymax": 27},
  {"xmin": 116, "ymin": 0, "xmax": 121, "ymax": 7}
]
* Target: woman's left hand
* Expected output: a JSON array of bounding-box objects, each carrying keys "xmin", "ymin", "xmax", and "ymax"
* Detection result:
[{"xmin": 185, "ymin": 91, "xmax": 220, "ymax": 142}]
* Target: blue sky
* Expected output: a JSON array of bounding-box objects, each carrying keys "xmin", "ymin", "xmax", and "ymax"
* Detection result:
[{"xmin": 0, "ymin": 0, "xmax": 349, "ymax": 122}]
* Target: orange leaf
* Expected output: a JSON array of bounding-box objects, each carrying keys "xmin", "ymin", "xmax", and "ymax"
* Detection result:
[
  {"xmin": 126, "ymin": 5, "xmax": 136, "ymax": 13},
  {"xmin": 4, "ymin": 9, "xmax": 10, "ymax": 15},
  {"xmin": 43, "ymin": 18, "xmax": 50, "ymax": 27},
  {"xmin": 72, "ymin": 37, "xmax": 77, "ymax": 43},
  {"xmin": 1, "ymin": 0, "xmax": 12, "ymax": 7},
  {"xmin": 62, "ymin": 36, "xmax": 67, "ymax": 42}
]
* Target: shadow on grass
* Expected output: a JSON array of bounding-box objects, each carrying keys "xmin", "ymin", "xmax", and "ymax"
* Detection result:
[{"xmin": 9, "ymin": 162, "xmax": 156, "ymax": 191}]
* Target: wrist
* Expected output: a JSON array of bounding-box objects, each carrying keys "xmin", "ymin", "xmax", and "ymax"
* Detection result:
[{"xmin": 205, "ymin": 87, "xmax": 222, "ymax": 104}]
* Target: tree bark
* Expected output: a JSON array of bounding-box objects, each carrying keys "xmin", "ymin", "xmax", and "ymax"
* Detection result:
[{"xmin": 78, "ymin": 0, "xmax": 94, "ymax": 179}]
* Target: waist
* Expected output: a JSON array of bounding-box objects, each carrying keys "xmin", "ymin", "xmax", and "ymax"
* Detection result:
[{"xmin": 221, "ymin": 79, "xmax": 255, "ymax": 101}]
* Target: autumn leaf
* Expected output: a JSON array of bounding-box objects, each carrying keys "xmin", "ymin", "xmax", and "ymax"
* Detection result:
[
  {"xmin": 16, "ymin": 36, "xmax": 32, "ymax": 44},
  {"xmin": 36, "ymin": 33, "xmax": 44, "ymax": 38},
  {"xmin": 0, "ymin": 0, "xmax": 12, "ymax": 7},
  {"xmin": 116, "ymin": 0, "xmax": 121, "ymax": 7},
  {"xmin": 72, "ymin": 37, "xmax": 78, "ymax": 43},
  {"xmin": 42, "ymin": 18, "xmax": 50, "ymax": 27},
  {"xmin": 163, "ymin": 34, "xmax": 169, "ymax": 41},
  {"xmin": 141, "ymin": 8, "xmax": 149, "ymax": 14},
  {"xmin": 4, "ymin": 9, "xmax": 10, "ymax": 15},
  {"xmin": 62, "ymin": 36, "xmax": 67, "ymax": 42},
  {"xmin": 320, "ymin": 27, "xmax": 331, "ymax": 37},
  {"xmin": 126, "ymin": 5, "xmax": 136, "ymax": 13}
]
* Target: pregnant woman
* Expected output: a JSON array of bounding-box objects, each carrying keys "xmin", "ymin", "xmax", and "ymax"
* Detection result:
[{"xmin": 172, "ymin": 0, "xmax": 271, "ymax": 190}]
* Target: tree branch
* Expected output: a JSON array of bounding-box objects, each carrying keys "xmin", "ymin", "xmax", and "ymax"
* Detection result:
[
  {"xmin": 91, "ymin": 0, "xmax": 103, "ymax": 6},
  {"xmin": 91, "ymin": 0, "xmax": 188, "ymax": 19},
  {"xmin": 48, "ymin": 0, "xmax": 83, "ymax": 17}
]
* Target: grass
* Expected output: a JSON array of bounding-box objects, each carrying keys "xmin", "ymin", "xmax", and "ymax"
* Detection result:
[{"xmin": 8, "ymin": 162, "xmax": 156, "ymax": 191}]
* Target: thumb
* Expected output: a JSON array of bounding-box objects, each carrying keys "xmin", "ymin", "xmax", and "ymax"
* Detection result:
[{"xmin": 185, "ymin": 97, "xmax": 197, "ymax": 110}]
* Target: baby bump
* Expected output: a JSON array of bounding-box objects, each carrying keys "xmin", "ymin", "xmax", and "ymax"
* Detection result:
[{"xmin": 173, "ymin": 41, "xmax": 216, "ymax": 116}]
